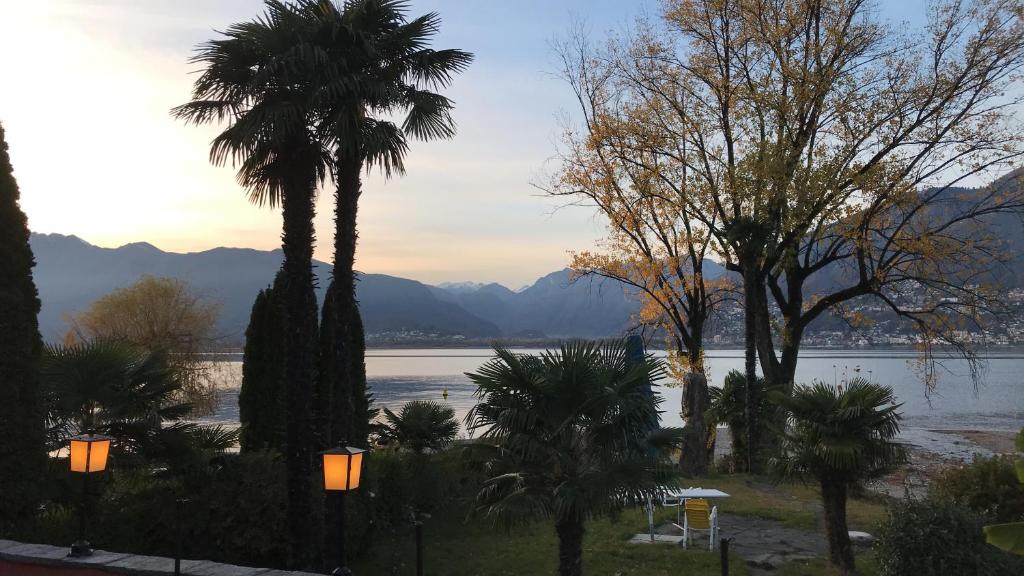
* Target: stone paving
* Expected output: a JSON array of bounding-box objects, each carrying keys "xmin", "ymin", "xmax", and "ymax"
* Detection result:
[
  {"xmin": 717, "ymin": 513, "xmax": 827, "ymax": 574},
  {"xmin": 649, "ymin": 512, "xmax": 850, "ymax": 575},
  {"xmin": 651, "ymin": 510, "xmax": 876, "ymax": 573},
  {"xmin": 0, "ymin": 539, "xmax": 321, "ymax": 576}
]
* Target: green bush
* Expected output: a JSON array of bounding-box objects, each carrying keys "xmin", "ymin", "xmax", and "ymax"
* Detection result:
[
  {"xmin": 33, "ymin": 452, "xmax": 293, "ymax": 569},
  {"xmin": 875, "ymin": 499, "xmax": 1024, "ymax": 575},
  {"xmin": 932, "ymin": 455, "xmax": 1024, "ymax": 523},
  {"xmin": 30, "ymin": 447, "xmax": 479, "ymax": 570}
]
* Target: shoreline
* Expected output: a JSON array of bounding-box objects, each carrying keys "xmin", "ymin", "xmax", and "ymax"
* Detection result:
[{"xmin": 873, "ymin": 428, "xmax": 1019, "ymax": 498}]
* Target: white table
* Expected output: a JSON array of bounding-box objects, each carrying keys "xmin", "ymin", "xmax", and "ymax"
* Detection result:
[
  {"xmin": 645, "ymin": 488, "xmax": 730, "ymax": 541},
  {"xmin": 672, "ymin": 488, "xmax": 730, "ymax": 499}
]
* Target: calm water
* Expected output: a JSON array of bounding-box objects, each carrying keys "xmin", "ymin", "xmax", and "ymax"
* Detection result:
[{"xmin": 199, "ymin": 348, "xmax": 1024, "ymax": 455}]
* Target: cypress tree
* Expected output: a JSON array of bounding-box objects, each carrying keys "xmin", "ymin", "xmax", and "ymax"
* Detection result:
[
  {"xmin": 348, "ymin": 298, "xmax": 372, "ymax": 448},
  {"xmin": 0, "ymin": 122, "xmax": 46, "ymax": 536},
  {"xmin": 313, "ymin": 283, "xmax": 339, "ymax": 450},
  {"xmin": 238, "ymin": 270, "xmax": 288, "ymax": 454},
  {"xmin": 316, "ymin": 279, "xmax": 372, "ymax": 449}
]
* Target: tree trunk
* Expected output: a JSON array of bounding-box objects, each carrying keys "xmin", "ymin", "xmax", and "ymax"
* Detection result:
[
  {"xmin": 679, "ymin": 371, "xmax": 709, "ymax": 476},
  {"xmin": 821, "ymin": 478, "xmax": 856, "ymax": 574},
  {"xmin": 555, "ymin": 517, "xmax": 585, "ymax": 576},
  {"xmin": 741, "ymin": 257, "xmax": 758, "ymax": 473},
  {"xmin": 280, "ymin": 175, "xmax": 319, "ymax": 569},
  {"xmin": 329, "ymin": 151, "xmax": 362, "ymax": 446}
]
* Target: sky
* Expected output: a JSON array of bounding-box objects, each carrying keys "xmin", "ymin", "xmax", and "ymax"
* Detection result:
[{"xmin": 0, "ymin": 0, "xmax": 930, "ymax": 288}]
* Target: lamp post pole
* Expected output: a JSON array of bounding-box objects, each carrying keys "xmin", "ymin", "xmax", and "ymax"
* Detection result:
[
  {"xmin": 414, "ymin": 512, "xmax": 425, "ymax": 576},
  {"xmin": 322, "ymin": 444, "xmax": 364, "ymax": 576},
  {"xmin": 69, "ymin": 430, "xmax": 111, "ymax": 558},
  {"xmin": 334, "ymin": 490, "xmax": 349, "ymax": 576},
  {"xmin": 73, "ymin": 459, "xmax": 90, "ymax": 556}
]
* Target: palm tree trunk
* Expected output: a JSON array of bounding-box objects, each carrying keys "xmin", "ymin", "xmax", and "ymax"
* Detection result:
[
  {"xmin": 679, "ymin": 368, "xmax": 709, "ymax": 477},
  {"xmin": 280, "ymin": 176, "xmax": 319, "ymax": 569},
  {"xmin": 329, "ymin": 150, "xmax": 362, "ymax": 446},
  {"xmin": 741, "ymin": 257, "xmax": 758, "ymax": 473},
  {"xmin": 555, "ymin": 516, "xmax": 585, "ymax": 576},
  {"xmin": 821, "ymin": 478, "xmax": 856, "ymax": 574}
]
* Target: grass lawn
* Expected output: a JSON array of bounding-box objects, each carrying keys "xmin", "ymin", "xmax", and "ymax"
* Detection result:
[
  {"xmin": 350, "ymin": 502, "xmax": 749, "ymax": 575},
  {"xmin": 349, "ymin": 472, "xmax": 889, "ymax": 575},
  {"xmin": 704, "ymin": 474, "xmax": 888, "ymax": 532}
]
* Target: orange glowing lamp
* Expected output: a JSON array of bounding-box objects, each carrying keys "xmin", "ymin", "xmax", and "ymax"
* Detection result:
[
  {"xmin": 321, "ymin": 446, "xmax": 366, "ymax": 491},
  {"xmin": 69, "ymin": 432, "xmax": 112, "ymax": 473}
]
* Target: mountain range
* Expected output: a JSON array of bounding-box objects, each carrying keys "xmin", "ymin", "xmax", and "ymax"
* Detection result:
[
  {"xmin": 28, "ymin": 233, "xmax": 649, "ymax": 344},
  {"xmin": 26, "ymin": 171, "xmax": 1024, "ymax": 345}
]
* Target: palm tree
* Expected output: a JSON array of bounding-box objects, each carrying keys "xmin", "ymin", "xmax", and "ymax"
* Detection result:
[
  {"xmin": 41, "ymin": 340, "xmax": 237, "ymax": 470},
  {"xmin": 172, "ymin": 2, "xmax": 331, "ymax": 567},
  {"xmin": 465, "ymin": 341, "xmax": 681, "ymax": 576},
  {"xmin": 707, "ymin": 370, "xmax": 775, "ymax": 471},
  {"xmin": 379, "ymin": 400, "xmax": 459, "ymax": 454},
  {"xmin": 773, "ymin": 379, "xmax": 907, "ymax": 575},
  {"xmin": 297, "ymin": 0, "xmax": 473, "ymax": 448}
]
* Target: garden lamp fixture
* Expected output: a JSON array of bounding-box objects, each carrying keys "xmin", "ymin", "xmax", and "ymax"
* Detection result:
[
  {"xmin": 68, "ymin": 431, "xmax": 113, "ymax": 557},
  {"xmin": 322, "ymin": 445, "xmax": 366, "ymax": 491},
  {"xmin": 321, "ymin": 445, "xmax": 367, "ymax": 576},
  {"xmin": 70, "ymin": 432, "xmax": 111, "ymax": 473}
]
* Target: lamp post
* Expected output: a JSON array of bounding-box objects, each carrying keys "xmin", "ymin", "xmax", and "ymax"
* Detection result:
[
  {"xmin": 68, "ymin": 431, "xmax": 112, "ymax": 557},
  {"xmin": 321, "ymin": 445, "xmax": 366, "ymax": 576}
]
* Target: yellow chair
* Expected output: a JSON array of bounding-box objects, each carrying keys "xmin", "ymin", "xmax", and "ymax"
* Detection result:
[{"xmin": 681, "ymin": 498, "xmax": 719, "ymax": 550}]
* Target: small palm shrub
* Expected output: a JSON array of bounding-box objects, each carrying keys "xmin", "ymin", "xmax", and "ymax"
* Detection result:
[
  {"xmin": 875, "ymin": 499, "xmax": 1024, "ymax": 575},
  {"xmin": 41, "ymin": 339, "xmax": 238, "ymax": 471},
  {"xmin": 379, "ymin": 400, "xmax": 459, "ymax": 454},
  {"xmin": 708, "ymin": 370, "xmax": 775, "ymax": 472},
  {"xmin": 465, "ymin": 341, "xmax": 682, "ymax": 576},
  {"xmin": 773, "ymin": 379, "xmax": 906, "ymax": 575}
]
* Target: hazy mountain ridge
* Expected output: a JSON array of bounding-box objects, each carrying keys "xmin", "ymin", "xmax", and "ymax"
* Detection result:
[
  {"xmin": 28, "ymin": 171, "xmax": 1024, "ymax": 347},
  {"xmin": 28, "ymin": 233, "xmax": 638, "ymax": 343}
]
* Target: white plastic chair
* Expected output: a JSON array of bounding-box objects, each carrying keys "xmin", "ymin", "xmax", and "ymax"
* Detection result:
[
  {"xmin": 661, "ymin": 492, "xmax": 683, "ymax": 524},
  {"xmin": 674, "ymin": 498, "xmax": 719, "ymax": 550}
]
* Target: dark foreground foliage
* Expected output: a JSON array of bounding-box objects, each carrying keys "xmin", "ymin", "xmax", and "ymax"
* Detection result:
[
  {"xmin": 28, "ymin": 448, "xmax": 477, "ymax": 571},
  {"xmin": 0, "ymin": 121, "xmax": 46, "ymax": 537},
  {"xmin": 932, "ymin": 455, "xmax": 1024, "ymax": 524},
  {"xmin": 874, "ymin": 499, "xmax": 1024, "ymax": 576}
]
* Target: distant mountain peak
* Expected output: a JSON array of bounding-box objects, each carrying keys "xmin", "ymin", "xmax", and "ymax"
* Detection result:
[
  {"xmin": 437, "ymin": 281, "xmax": 488, "ymax": 293},
  {"xmin": 31, "ymin": 232, "xmax": 88, "ymax": 245},
  {"xmin": 118, "ymin": 241, "xmax": 162, "ymax": 252}
]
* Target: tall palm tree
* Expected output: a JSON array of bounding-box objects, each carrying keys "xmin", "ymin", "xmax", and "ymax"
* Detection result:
[
  {"xmin": 773, "ymin": 380, "xmax": 907, "ymax": 575},
  {"xmin": 172, "ymin": 2, "xmax": 331, "ymax": 567},
  {"xmin": 298, "ymin": 0, "xmax": 473, "ymax": 448},
  {"xmin": 379, "ymin": 400, "xmax": 459, "ymax": 454},
  {"xmin": 466, "ymin": 341, "xmax": 682, "ymax": 576}
]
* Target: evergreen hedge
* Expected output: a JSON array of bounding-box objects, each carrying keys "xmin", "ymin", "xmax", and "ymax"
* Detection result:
[
  {"xmin": 238, "ymin": 271, "xmax": 288, "ymax": 454},
  {"xmin": 0, "ymin": 122, "xmax": 46, "ymax": 537}
]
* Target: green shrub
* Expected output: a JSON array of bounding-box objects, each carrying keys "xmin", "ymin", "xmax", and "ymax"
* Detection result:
[
  {"xmin": 33, "ymin": 452, "xmax": 293, "ymax": 569},
  {"xmin": 31, "ymin": 447, "xmax": 479, "ymax": 570},
  {"xmin": 932, "ymin": 455, "xmax": 1024, "ymax": 523},
  {"xmin": 875, "ymin": 499, "xmax": 1024, "ymax": 575}
]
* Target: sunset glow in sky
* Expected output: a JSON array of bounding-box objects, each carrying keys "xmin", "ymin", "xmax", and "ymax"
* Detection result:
[{"xmin": 0, "ymin": 0, "xmax": 929, "ymax": 287}]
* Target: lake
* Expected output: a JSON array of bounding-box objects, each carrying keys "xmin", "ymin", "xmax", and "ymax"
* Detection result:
[{"xmin": 199, "ymin": 348, "xmax": 1024, "ymax": 455}]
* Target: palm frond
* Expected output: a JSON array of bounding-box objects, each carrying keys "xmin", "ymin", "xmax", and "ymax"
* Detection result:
[{"xmin": 464, "ymin": 339, "xmax": 678, "ymax": 527}]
